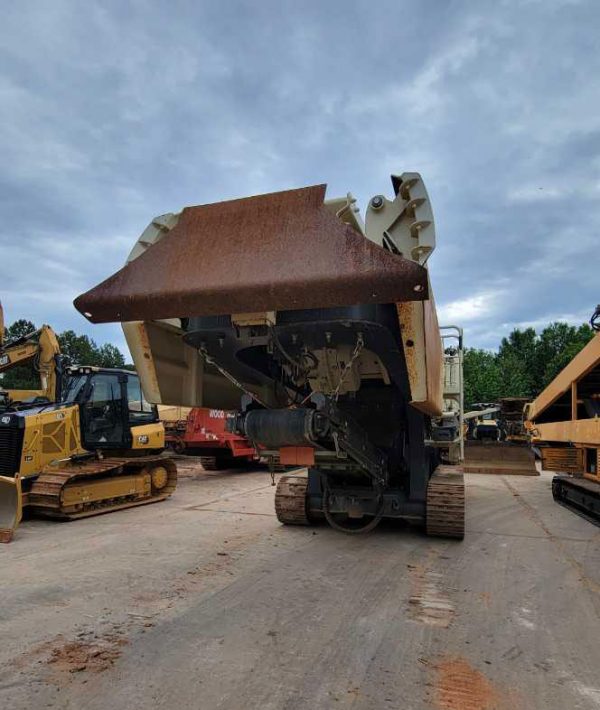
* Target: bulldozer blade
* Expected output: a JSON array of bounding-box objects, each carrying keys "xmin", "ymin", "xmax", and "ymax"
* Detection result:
[
  {"xmin": 0, "ymin": 474, "xmax": 23, "ymax": 543},
  {"xmin": 74, "ymin": 185, "xmax": 429, "ymax": 324},
  {"xmin": 463, "ymin": 441, "xmax": 539, "ymax": 476}
]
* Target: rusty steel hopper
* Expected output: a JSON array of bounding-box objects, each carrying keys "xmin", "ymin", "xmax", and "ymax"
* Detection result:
[{"xmin": 74, "ymin": 185, "xmax": 428, "ymax": 324}]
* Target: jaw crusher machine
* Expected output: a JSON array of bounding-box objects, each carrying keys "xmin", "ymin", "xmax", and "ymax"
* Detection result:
[{"xmin": 75, "ymin": 174, "xmax": 465, "ymax": 537}]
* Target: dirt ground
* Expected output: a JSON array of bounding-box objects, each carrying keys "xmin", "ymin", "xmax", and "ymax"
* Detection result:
[{"xmin": 0, "ymin": 462, "xmax": 599, "ymax": 710}]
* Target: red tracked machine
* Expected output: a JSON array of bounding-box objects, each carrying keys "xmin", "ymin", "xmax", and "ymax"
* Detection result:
[{"xmin": 165, "ymin": 408, "xmax": 257, "ymax": 470}]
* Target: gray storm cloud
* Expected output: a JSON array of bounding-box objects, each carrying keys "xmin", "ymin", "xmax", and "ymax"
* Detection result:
[{"xmin": 1, "ymin": 0, "xmax": 598, "ymax": 354}]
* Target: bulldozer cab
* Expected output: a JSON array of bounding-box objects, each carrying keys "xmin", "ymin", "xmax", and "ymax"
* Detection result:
[
  {"xmin": 0, "ymin": 366, "xmax": 164, "ymax": 542},
  {"xmin": 63, "ymin": 367, "xmax": 158, "ymax": 450}
]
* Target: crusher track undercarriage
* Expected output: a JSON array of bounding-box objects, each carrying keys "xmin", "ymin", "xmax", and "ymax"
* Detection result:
[{"xmin": 275, "ymin": 466, "xmax": 464, "ymax": 538}]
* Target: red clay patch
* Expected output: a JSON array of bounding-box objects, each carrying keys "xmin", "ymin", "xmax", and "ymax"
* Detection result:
[
  {"xmin": 434, "ymin": 657, "xmax": 499, "ymax": 709},
  {"xmin": 47, "ymin": 636, "xmax": 128, "ymax": 673},
  {"xmin": 12, "ymin": 629, "xmax": 130, "ymax": 679}
]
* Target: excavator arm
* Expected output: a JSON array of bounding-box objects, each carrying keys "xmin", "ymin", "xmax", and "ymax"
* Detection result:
[{"xmin": 0, "ymin": 302, "xmax": 63, "ymax": 406}]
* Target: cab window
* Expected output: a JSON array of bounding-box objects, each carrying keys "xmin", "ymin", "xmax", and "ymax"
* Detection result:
[
  {"xmin": 127, "ymin": 375, "xmax": 155, "ymax": 424},
  {"xmin": 62, "ymin": 374, "xmax": 88, "ymax": 403},
  {"xmin": 84, "ymin": 373, "xmax": 124, "ymax": 446}
]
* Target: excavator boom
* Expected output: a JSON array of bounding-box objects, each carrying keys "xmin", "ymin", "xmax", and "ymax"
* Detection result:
[{"xmin": 0, "ymin": 304, "xmax": 63, "ymax": 407}]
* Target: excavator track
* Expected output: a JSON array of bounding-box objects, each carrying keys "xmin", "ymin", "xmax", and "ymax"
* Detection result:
[
  {"xmin": 426, "ymin": 466, "xmax": 465, "ymax": 539},
  {"xmin": 275, "ymin": 470, "xmax": 311, "ymax": 525},
  {"xmin": 28, "ymin": 456, "xmax": 177, "ymax": 520}
]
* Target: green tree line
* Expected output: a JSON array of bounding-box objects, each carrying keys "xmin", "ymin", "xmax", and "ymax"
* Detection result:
[
  {"xmin": 3, "ymin": 316, "xmax": 595, "ymax": 410},
  {"xmin": 1, "ymin": 318, "xmax": 126, "ymax": 391},
  {"xmin": 464, "ymin": 321, "xmax": 595, "ymax": 407}
]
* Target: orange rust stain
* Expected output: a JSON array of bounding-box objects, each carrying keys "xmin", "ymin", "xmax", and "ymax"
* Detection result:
[
  {"xmin": 423, "ymin": 293, "xmax": 444, "ymax": 416},
  {"xmin": 136, "ymin": 323, "xmax": 161, "ymax": 394},
  {"xmin": 396, "ymin": 302, "xmax": 418, "ymax": 391},
  {"xmin": 396, "ymin": 296, "xmax": 443, "ymax": 417},
  {"xmin": 434, "ymin": 657, "xmax": 500, "ymax": 710}
]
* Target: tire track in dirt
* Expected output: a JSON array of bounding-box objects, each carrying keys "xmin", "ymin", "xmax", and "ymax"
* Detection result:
[{"xmin": 501, "ymin": 477, "xmax": 600, "ymax": 596}]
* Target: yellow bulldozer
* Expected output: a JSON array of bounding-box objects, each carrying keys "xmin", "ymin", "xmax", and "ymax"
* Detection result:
[
  {"xmin": 462, "ymin": 398, "xmax": 538, "ymax": 476},
  {"xmin": 75, "ymin": 174, "xmax": 466, "ymax": 538},
  {"xmin": 0, "ymin": 305, "xmax": 176, "ymax": 543},
  {"xmin": 0, "ymin": 365, "xmax": 177, "ymax": 542}
]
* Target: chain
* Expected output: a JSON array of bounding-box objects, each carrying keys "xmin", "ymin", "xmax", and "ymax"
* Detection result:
[
  {"xmin": 200, "ymin": 348, "xmax": 270, "ymax": 409},
  {"xmin": 332, "ymin": 334, "xmax": 364, "ymax": 400},
  {"xmin": 201, "ymin": 335, "xmax": 364, "ymax": 409}
]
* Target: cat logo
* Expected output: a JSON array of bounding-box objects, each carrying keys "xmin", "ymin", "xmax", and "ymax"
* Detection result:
[
  {"xmin": 56, "ymin": 412, "xmax": 66, "ymax": 420},
  {"xmin": 0, "ymin": 355, "xmax": 9, "ymax": 366},
  {"xmin": 138, "ymin": 435, "xmax": 149, "ymax": 445},
  {"xmin": 1, "ymin": 416, "xmax": 10, "ymax": 424}
]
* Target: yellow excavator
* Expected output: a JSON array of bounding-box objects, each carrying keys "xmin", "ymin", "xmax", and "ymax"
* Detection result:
[
  {"xmin": 0, "ymin": 304, "xmax": 176, "ymax": 543},
  {"xmin": 0, "ymin": 301, "xmax": 63, "ymax": 409}
]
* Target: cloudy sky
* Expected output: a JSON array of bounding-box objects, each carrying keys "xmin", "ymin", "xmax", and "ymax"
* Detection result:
[{"xmin": 1, "ymin": 0, "xmax": 598, "ymax": 356}]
